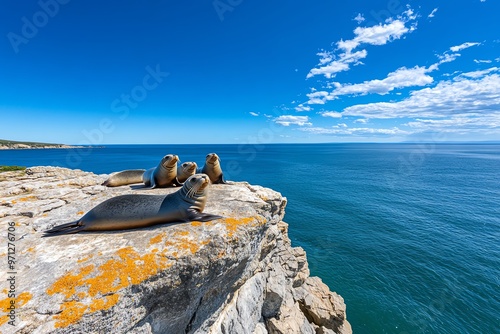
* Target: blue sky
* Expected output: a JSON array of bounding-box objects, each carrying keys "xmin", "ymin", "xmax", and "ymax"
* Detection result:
[{"xmin": 1, "ymin": 0, "xmax": 499, "ymax": 144}]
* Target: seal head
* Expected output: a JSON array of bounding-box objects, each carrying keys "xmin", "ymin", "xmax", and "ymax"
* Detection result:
[
  {"xmin": 143, "ymin": 154, "xmax": 180, "ymax": 188},
  {"xmin": 200, "ymin": 153, "xmax": 227, "ymax": 184},
  {"xmin": 177, "ymin": 162, "xmax": 198, "ymax": 184}
]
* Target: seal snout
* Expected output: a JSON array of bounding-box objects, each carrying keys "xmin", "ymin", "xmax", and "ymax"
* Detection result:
[
  {"xmin": 206, "ymin": 153, "xmax": 219, "ymax": 164},
  {"xmin": 162, "ymin": 154, "xmax": 179, "ymax": 168}
]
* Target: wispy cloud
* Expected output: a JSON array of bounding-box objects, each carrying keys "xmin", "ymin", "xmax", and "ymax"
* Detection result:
[
  {"xmin": 307, "ymin": 65, "xmax": 434, "ymax": 104},
  {"xmin": 295, "ymin": 104, "xmax": 312, "ymax": 112},
  {"xmin": 474, "ymin": 59, "xmax": 492, "ymax": 64},
  {"xmin": 342, "ymin": 72, "xmax": 500, "ymax": 120},
  {"xmin": 319, "ymin": 111, "xmax": 343, "ymax": 118},
  {"xmin": 249, "ymin": 112, "xmax": 259, "ymax": 116},
  {"xmin": 353, "ymin": 13, "xmax": 365, "ymax": 24},
  {"xmin": 450, "ymin": 42, "xmax": 480, "ymax": 52},
  {"xmin": 301, "ymin": 126, "xmax": 409, "ymax": 136},
  {"xmin": 274, "ymin": 115, "xmax": 312, "ymax": 126},
  {"xmin": 307, "ymin": 8, "xmax": 417, "ymax": 79},
  {"xmin": 460, "ymin": 67, "xmax": 499, "ymax": 78},
  {"xmin": 305, "ymin": 47, "xmax": 463, "ymax": 105},
  {"xmin": 428, "ymin": 8, "xmax": 438, "ymax": 18}
]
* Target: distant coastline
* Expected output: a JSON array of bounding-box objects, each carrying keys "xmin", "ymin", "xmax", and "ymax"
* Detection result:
[{"xmin": 0, "ymin": 139, "xmax": 85, "ymax": 150}]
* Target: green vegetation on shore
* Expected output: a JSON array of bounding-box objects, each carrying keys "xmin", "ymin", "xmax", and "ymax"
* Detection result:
[
  {"xmin": 0, "ymin": 139, "xmax": 60, "ymax": 147},
  {"xmin": 0, "ymin": 165, "xmax": 26, "ymax": 172}
]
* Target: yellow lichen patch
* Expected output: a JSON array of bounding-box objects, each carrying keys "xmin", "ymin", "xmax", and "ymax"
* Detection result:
[
  {"xmin": 53, "ymin": 300, "xmax": 87, "ymax": 328},
  {"xmin": 0, "ymin": 292, "xmax": 33, "ymax": 326},
  {"xmin": 223, "ymin": 217, "xmax": 261, "ymax": 237},
  {"xmin": 77, "ymin": 211, "xmax": 85, "ymax": 215},
  {"xmin": 176, "ymin": 231, "xmax": 189, "ymax": 237},
  {"xmin": 47, "ymin": 265, "xmax": 95, "ymax": 299},
  {"xmin": 88, "ymin": 294, "xmax": 119, "ymax": 313},
  {"xmin": 177, "ymin": 239, "xmax": 201, "ymax": 254},
  {"xmin": 18, "ymin": 196, "xmax": 37, "ymax": 202},
  {"xmin": 47, "ymin": 246, "xmax": 174, "ymax": 328},
  {"xmin": 149, "ymin": 232, "xmax": 166, "ymax": 245},
  {"xmin": 22, "ymin": 247, "xmax": 35, "ymax": 254},
  {"xmin": 191, "ymin": 221, "xmax": 202, "ymax": 227},
  {"xmin": 10, "ymin": 200, "xmax": 17, "ymax": 204}
]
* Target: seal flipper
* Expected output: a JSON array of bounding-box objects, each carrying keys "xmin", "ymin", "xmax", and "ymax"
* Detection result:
[
  {"xmin": 214, "ymin": 174, "xmax": 227, "ymax": 184},
  {"xmin": 43, "ymin": 220, "xmax": 85, "ymax": 237},
  {"xmin": 187, "ymin": 210, "xmax": 222, "ymax": 222}
]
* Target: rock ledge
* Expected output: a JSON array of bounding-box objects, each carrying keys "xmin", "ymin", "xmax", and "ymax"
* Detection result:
[{"xmin": 0, "ymin": 167, "xmax": 351, "ymax": 334}]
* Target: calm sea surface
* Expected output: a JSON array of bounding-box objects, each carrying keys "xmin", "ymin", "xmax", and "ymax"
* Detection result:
[{"xmin": 1, "ymin": 143, "xmax": 499, "ymax": 333}]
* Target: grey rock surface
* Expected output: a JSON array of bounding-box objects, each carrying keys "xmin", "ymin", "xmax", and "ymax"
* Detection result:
[{"xmin": 0, "ymin": 166, "xmax": 351, "ymax": 333}]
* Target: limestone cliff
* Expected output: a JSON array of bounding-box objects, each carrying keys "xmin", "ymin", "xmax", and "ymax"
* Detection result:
[{"xmin": 0, "ymin": 167, "xmax": 351, "ymax": 334}]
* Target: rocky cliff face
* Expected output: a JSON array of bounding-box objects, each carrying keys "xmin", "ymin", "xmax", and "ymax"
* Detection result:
[{"xmin": 0, "ymin": 167, "xmax": 351, "ymax": 334}]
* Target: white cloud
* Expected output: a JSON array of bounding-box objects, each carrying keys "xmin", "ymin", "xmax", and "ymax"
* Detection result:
[
  {"xmin": 307, "ymin": 8, "xmax": 417, "ymax": 79},
  {"xmin": 249, "ymin": 112, "xmax": 259, "ymax": 117},
  {"xmin": 342, "ymin": 73, "xmax": 500, "ymax": 119},
  {"xmin": 354, "ymin": 118, "xmax": 368, "ymax": 124},
  {"xmin": 428, "ymin": 8, "xmax": 438, "ymax": 18},
  {"xmin": 437, "ymin": 52, "xmax": 461, "ymax": 64},
  {"xmin": 307, "ymin": 65, "xmax": 436, "ymax": 104},
  {"xmin": 404, "ymin": 114, "xmax": 500, "ymax": 134},
  {"xmin": 305, "ymin": 47, "xmax": 467, "ymax": 105},
  {"xmin": 320, "ymin": 111, "xmax": 343, "ymax": 118},
  {"xmin": 333, "ymin": 65, "xmax": 433, "ymax": 95},
  {"xmin": 474, "ymin": 59, "xmax": 492, "ymax": 64},
  {"xmin": 496, "ymin": 57, "xmax": 500, "ymax": 62},
  {"xmin": 450, "ymin": 42, "xmax": 480, "ymax": 52},
  {"xmin": 337, "ymin": 9, "xmax": 417, "ymax": 53},
  {"xmin": 307, "ymin": 50, "xmax": 367, "ymax": 79},
  {"xmin": 274, "ymin": 115, "xmax": 312, "ymax": 126},
  {"xmin": 461, "ymin": 67, "xmax": 499, "ymax": 78},
  {"xmin": 353, "ymin": 13, "xmax": 365, "ymax": 24},
  {"xmin": 295, "ymin": 104, "xmax": 312, "ymax": 112},
  {"xmin": 334, "ymin": 123, "xmax": 348, "ymax": 128},
  {"xmin": 301, "ymin": 126, "xmax": 409, "ymax": 136}
]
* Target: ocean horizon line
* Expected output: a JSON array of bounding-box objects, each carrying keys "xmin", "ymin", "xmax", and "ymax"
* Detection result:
[{"xmin": 63, "ymin": 141, "xmax": 500, "ymax": 146}]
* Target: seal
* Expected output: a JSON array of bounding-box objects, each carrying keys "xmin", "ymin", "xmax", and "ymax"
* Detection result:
[
  {"xmin": 199, "ymin": 153, "xmax": 227, "ymax": 184},
  {"xmin": 43, "ymin": 174, "xmax": 222, "ymax": 235},
  {"xmin": 143, "ymin": 154, "xmax": 180, "ymax": 188},
  {"xmin": 177, "ymin": 162, "xmax": 198, "ymax": 184},
  {"xmin": 102, "ymin": 169, "xmax": 146, "ymax": 187}
]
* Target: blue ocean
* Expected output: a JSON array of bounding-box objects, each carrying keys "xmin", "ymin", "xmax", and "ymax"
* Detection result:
[{"xmin": 1, "ymin": 143, "xmax": 499, "ymax": 334}]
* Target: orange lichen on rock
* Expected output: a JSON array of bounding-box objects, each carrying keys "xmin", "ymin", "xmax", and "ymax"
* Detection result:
[
  {"xmin": 47, "ymin": 264, "xmax": 95, "ymax": 299},
  {"xmin": 223, "ymin": 216, "xmax": 267, "ymax": 237},
  {"xmin": 22, "ymin": 247, "xmax": 35, "ymax": 254},
  {"xmin": 149, "ymin": 232, "xmax": 166, "ymax": 245},
  {"xmin": 0, "ymin": 292, "xmax": 33, "ymax": 326},
  {"xmin": 46, "ymin": 246, "xmax": 174, "ymax": 328},
  {"xmin": 191, "ymin": 221, "xmax": 202, "ymax": 227},
  {"xmin": 18, "ymin": 196, "xmax": 37, "ymax": 202},
  {"xmin": 53, "ymin": 300, "xmax": 87, "ymax": 328},
  {"xmin": 77, "ymin": 211, "xmax": 85, "ymax": 215}
]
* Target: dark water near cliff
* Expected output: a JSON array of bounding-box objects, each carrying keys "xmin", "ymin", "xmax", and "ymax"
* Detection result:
[{"xmin": 1, "ymin": 143, "xmax": 499, "ymax": 333}]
